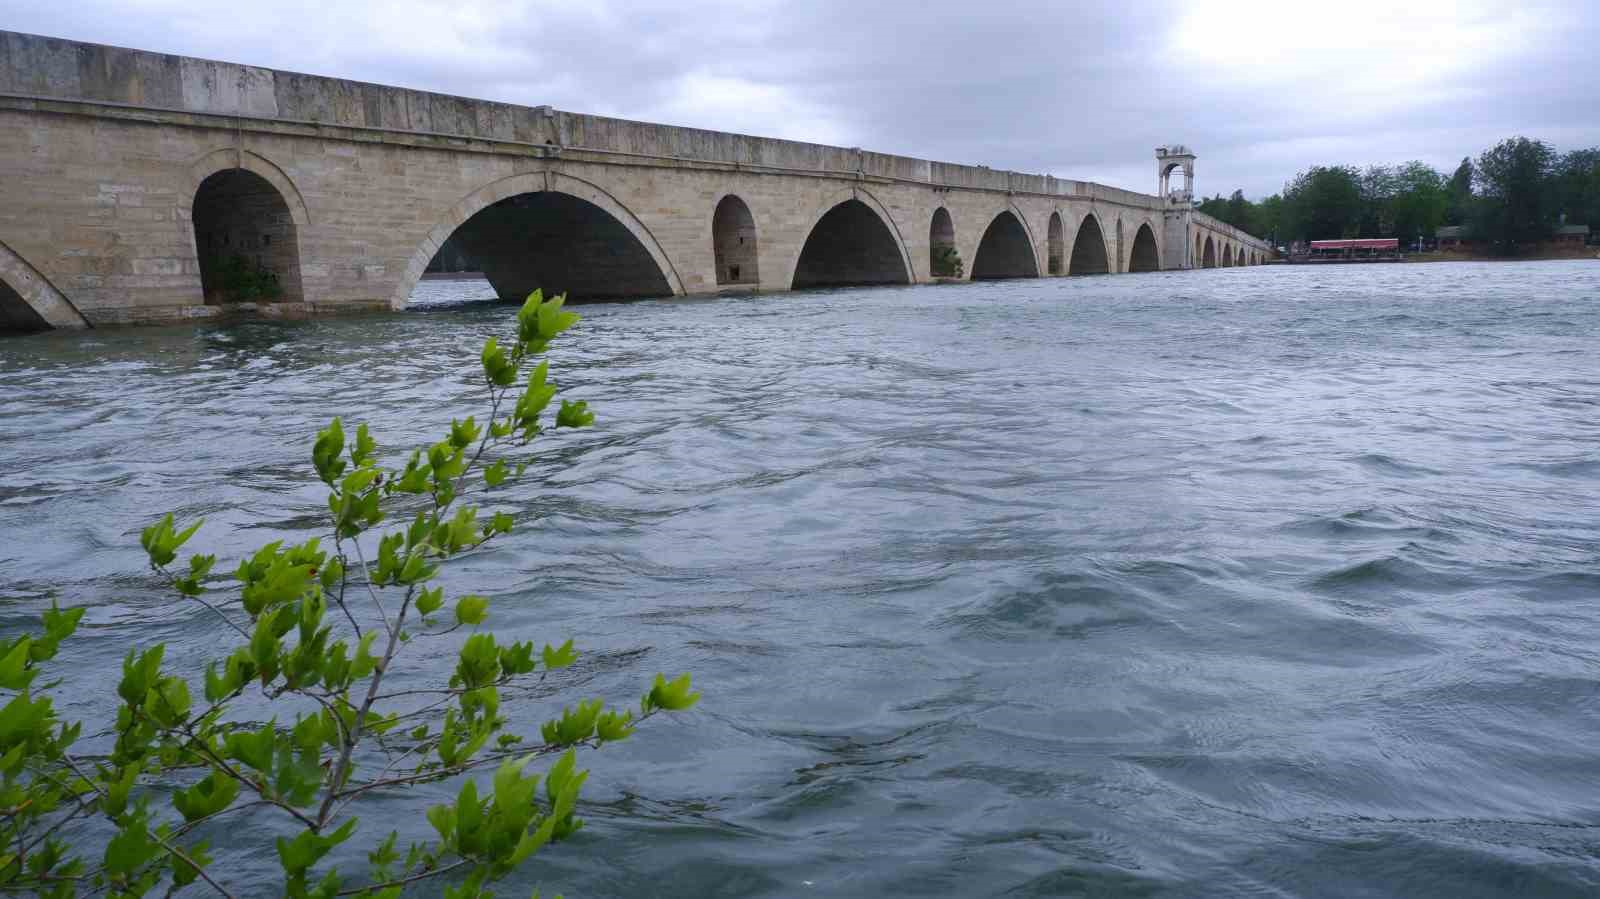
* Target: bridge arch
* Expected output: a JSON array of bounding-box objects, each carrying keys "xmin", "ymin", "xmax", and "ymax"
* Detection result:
[
  {"xmin": 0, "ymin": 239, "xmax": 90, "ymax": 332},
  {"xmin": 1046, "ymin": 212, "xmax": 1065, "ymax": 275},
  {"xmin": 971, "ymin": 208, "xmax": 1039, "ymax": 280},
  {"xmin": 392, "ymin": 171, "xmax": 682, "ymax": 308},
  {"xmin": 1194, "ymin": 233, "xmax": 1203, "ymax": 268},
  {"xmin": 1202, "ymin": 236, "xmax": 1217, "ymax": 268},
  {"xmin": 711, "ymin": 194, "xmax": 759, "ymax": 286},
  {"xmin": 929, "ymin": 207, "xmax": 959, "ymax": 277},
  {"xmin": 186, "ymin": 149, "xmax": 310, "ymax": 228},
  {"xmin": 1068, "ymin": 213, "xmax": 1110, "ymax": 275},
  {"xmin": 1128, "ymin": 222, "xmax": 1161, "ymax": 272},
  {"xmin": 191, "ymin": 167, "xmax": 305, "ymax": 304},
  {"xmin": 791, "ymin": 188, "xmax": 911, "ymax": 289},
  {"xmin": 1236, "ymin": 247, "xmax": 1245, "ymax": 267}
]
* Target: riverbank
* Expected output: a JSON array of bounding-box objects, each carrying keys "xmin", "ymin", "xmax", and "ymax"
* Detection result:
[{"xmin": 1409, "ymin": 249, "xmax": 1600, "ymax": 263}]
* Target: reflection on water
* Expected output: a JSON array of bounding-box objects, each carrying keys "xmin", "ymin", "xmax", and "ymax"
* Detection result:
[{"xmin": 2, "ymin": 261, "xmax": 1599, "ymax": 896}]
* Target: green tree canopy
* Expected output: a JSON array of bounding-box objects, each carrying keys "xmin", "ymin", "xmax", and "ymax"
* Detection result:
[{"xmin": 1473, "ymin": 136, "xmax": 1558, "ymax": 249}]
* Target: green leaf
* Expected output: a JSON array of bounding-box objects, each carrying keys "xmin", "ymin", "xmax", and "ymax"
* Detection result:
[
  {"xmin": 483, "ymin": 459, "xmax": 509, "ymax": 487},
  {"xmin": 172, "ymin": 769, "xmax": 240, "ymax": 823},
  {"xmin": 351, "ymin": 422, "xmax": 377, "ymax": 468},
  {"xmin": 480, "ymin": 337, "xmax": 517, "ymax": 387},
  {"xmin": 540, "ymin": 639, "xmax": 576, "ymax": 670},
  {"xmin": 312, "ymin": 418, "xmax": 347, "ymax": 486},
  {"xmin": 415, "ymin": 586, "xmax": 444, "ymax": 618},
  {"xmin": 140, "ymin": 514, "xmax": 204, "ymax": 567},
  {"xmin": 642, "ymin": 672, "xmax": 701, "ymax": 713},
  {"xmin": 540, "ymin": 699, "xmax": 602, "ymax": 747},
  {"xmin": 596, "ymin": 709, "xmax": 636, "ymax": 743},
  {"xmin": 555, "ymin": 399, "xmax": 595, "ymax": 429},
  {"xmin": 449, "ymin": 416, "xmax": 481, "ymax": 451},
  {"xmin": 455, "ymin": 595, "xmax": 490, "ymax": 627},
  {"xmin": 0, "ymin": 638, "xmax": 35, "ymax": 691},
  {"xmin": 275, "ymin": 818, "xmax": 357, "ymax": 876}
]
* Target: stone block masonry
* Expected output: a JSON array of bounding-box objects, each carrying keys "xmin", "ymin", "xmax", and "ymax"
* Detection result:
[{"xmin": 0, "ymin": 30, "xmax": 1273, "ymax": 330}]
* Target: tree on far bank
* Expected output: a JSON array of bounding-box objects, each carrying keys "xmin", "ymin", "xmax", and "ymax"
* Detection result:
[
  {"xmin": 1555, "ymin": 148, "xmax": 1600, "ymax": 225},
  {"xmin": 1473, "ymin": 136, "xmax": 1557, "ymax": 250},
  {"xmin": 1282, "ymin": 165, "xmax": 1364, "ymax": 240},
  {"xmin": 1446, "ymin": 157, "xmax": 1474, "ymax": 226},
  {"xmin": 1388, "ymin": 161, "xmax": 1449, "ymax": 242}
]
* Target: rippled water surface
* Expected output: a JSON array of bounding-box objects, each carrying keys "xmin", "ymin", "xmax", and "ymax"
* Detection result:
[{"xmin": 3, "ymin": 261, "xmax": 1599, "ymax": 896}]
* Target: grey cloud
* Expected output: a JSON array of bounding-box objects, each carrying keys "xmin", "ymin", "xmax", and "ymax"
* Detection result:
[{"xmin": 6, "ymin": 0, "xmax": 1598, "ymax": 199}]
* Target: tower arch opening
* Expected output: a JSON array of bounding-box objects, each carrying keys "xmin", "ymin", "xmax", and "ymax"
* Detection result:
[
  {"xmin": 929, "ymin": 207, "xmax": 960, "ymax": 277},
  {"xmin": 192, "ymin": 169, "xmax": 303, "ymax": 304},
  {"xmin": 1047, "ymin": 212, "xmax": 1065, "ymax": 275},
  {"xmin": 792, "ymin": 199, "xmax": 909, "ymax": 289},
  {"xmin": 712, "ymin": 194, "xmax": 759, "ymax": 286},
  {"xmin": 971, "ymin": 210, "xmax": 1039, "ymax": 280},
  {"xmin": 1202, "ymin": 236, "xmax": 1217, "ymax": 268},
  {"xmin": 1069, "ymin": 214, "xmax": 1110, "ymax": 275},
  {"xmin": 448, "ymin": 191, "xmax": 673, "ymax": 301},
  {"xmin": 1129, "ymin": 223, "xmax": 1161, "ymax": 273}
]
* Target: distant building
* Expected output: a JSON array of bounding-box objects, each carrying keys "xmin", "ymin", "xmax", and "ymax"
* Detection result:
[
  {"xmin": 1436, "ymin": 225, "xmax": 1470, "ymax": 249},
  {"xmin": 1553, "ymin": 224, "xmax": 1590, "ymax": 244}
]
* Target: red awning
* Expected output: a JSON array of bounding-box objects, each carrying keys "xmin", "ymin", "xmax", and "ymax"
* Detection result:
[{"xmin": 1309, "ymin": 239, "xmax": 1398, "ymax": 250}]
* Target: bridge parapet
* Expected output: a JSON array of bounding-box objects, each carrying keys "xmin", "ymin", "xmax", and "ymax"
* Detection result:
[{"xmin": 0, "ymin": 29, "xmax": 1275, "ymax": 329}]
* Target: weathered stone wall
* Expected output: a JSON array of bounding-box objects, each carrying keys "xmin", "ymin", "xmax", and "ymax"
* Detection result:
[{"xmin": 0, "ymin": 30, "xmax": 1275, "ymax": 328}]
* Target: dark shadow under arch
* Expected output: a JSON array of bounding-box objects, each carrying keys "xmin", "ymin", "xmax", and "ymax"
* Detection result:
[
  {"xmin": 1069, "ymin": 215, "xmax": 1110, "ymax": 275},
  {"xmin": 930, "ymin": 207, "xmax": 958, "ymax": 277},
  {"xmin": 1129, "ymin": 223, "xmax": 1161, "ymax": 273},
  {"xmin": 1236, "ymin": 247, "xmax": 1245, "ymax": 267},
  {"xmin": 712, "ymin": 194, "xmax": 759, "ymax": 286},
  {"xmin": 793, "ymin": 199, "xmax": 909, "ymax": 289},
  {"xmin": 193, "ymin": 168, "xmax": 303, "ymax": 304},
  {"xmin": 1202, "ymin": 237, "xmax": 1217, "ymax": 268},
  {"xmin": 972, "ymin": 210, "xmax": 1039, "ymax": 280},
  {"xmin": 0, "ymin": 276, "xmax": 49, "ymax": 334},
  {"xmin": 1047, "ymin": 213, "xmax": 1065, "ymax": 275},
  {"xmin": 451, "ymin": 192, "xmax": 673, "ymax": 301}
]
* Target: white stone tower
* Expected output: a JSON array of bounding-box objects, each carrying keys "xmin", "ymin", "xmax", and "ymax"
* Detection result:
[
  {"xmin": 1156, "ymin": 145, "xmax": 1199, "ymax": 269},
  {"xmin": 1156, "ymin": 145, "xmax": 1196, "ymax": 205}
]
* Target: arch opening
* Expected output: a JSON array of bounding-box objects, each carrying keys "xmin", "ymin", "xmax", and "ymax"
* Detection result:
[
  {"xmin": 792, "ymin": 199, "xmax": 909, "ymax": 289},
  {"xmin": 1236, "ymin": 247, "xmax": 1245, "ymax": 267},
  {"xmin": 1046, "ymin": 213, "xmax": 1065, "ymax": 275},
  {"xmin": 971, "ymin": 210, "xmax": 1039, "ymax": 280},
  {"xmin": 929, "ymin": 207, "xmax": 960, "ymax": 277},
  {"xmin": 447, "ymin": 192, "xmax": 673, "ymax": 301},
  {"xmin": 1202, "ymin": 236, "xmax": 1217, "ymax": 268},
  {"xmin": 712, "ymin": 195, "xmax": 759, "ymax": 286},
  {"xmin": 1069, "ymin": 214, "xmax": 1110, "ymax": 275},
  {"xmin": 0, "ymin": 276, "xmax": 49, "ymax": 335},
  {"xmin": 192, "ymin": 169, "xmax": 303, "ymax": 304},
  {"xmin": 1129, "ymin": 224, "xmax": 1161, "ymax": 273}
]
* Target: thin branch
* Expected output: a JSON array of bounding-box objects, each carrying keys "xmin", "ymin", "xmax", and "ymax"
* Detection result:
[
  {"xmin": 334, "ymin": 858, "xmax": 472, "ymax": 896},
  {"xmin": 329, "ymin": 539, "xmax": 363, "ymax": 639},
  {"xmin": 59, "ymin": 755, "xmax": 236, "ymax": 899}
]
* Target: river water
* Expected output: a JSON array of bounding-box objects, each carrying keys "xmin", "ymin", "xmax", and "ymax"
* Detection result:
[{"xmin": 1, "ymin": 261, "xmax": 1598, "ymax": 896}]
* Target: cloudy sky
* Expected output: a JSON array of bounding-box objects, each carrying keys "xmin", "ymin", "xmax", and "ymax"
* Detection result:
[{"xmin": 7, "ymin": 0, "xmax": 1597, "ymax": 198}]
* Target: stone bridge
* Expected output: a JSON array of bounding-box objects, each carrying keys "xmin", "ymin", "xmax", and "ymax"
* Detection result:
[{"xmin": 0, "ymin": 31, "xmax": 1274, "ymax": 331}]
